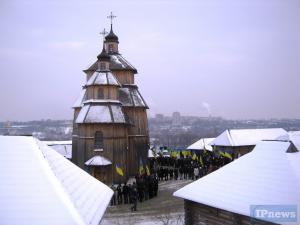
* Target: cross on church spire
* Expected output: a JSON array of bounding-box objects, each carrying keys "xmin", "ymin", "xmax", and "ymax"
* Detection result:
[
  {"xmin": 99, "ymin": 28, "xmax": 108, "ymax": 41},
  {"xmin": 107, "ymin": 12, "xmax": 116, "ymax": 26}
]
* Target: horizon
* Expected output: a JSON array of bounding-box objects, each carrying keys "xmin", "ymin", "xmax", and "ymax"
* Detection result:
[{"xmin": 1, "ymin": 0, "xmax": 300, "ymax": 121}]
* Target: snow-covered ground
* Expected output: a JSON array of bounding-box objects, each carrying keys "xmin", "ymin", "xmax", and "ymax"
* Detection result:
[{"xmin": 101, "ymin": 179, "xmax": 192, "ymax": 225}]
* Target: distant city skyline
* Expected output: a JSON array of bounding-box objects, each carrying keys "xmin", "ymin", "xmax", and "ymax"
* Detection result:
[{"xmin": 1, "ymin": 0, "xmax": 300, "ymax": 121}]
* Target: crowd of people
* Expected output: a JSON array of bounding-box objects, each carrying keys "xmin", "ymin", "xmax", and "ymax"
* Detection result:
[
  {"xmin": 110, "ymin": 174, "xmax": 159, "ymax": 211},
  {"xmin": 150, "ymin": 151, "xmax": 233, "ymax": 181},
  {"xmin": 111, "ymin": 150, "xmax": 232, "ymax": 211}
]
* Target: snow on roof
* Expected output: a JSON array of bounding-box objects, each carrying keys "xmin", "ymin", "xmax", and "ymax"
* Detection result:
[
  {"xmin": 110, "ymin": 54, "xmax": 137, "ymax": 72},
  {"xmin": 174, "ymin": 140, "xmax": 300, "ymax": 225},
  {"xmin": 82, "ymin": 99, "xmax": 121, "ymax": 104},
  {"xmin": 43, "ymin": 140, "xmax": 72, "ymax": 145},
  {"xmin": 86, "ymin": 71, "xmax": 120, "ymax": 87},
  {"xmin": 85, "ymin": 155, "xmax": 112, "ymax": 166},
  {"xmin": 187, "ymin": 138, "xmax": 215, "ymax": 151},
  {"xmin": 119, "ymin": 87, "xmax": 148, "ymax": 108},
  {"xmin": 43, "ymin": 140, "xmax": 72, "ymax": 159},
  {"xmin": 289, "ymin": 131, "xmax": 300, "ymax": 150},
  {"xmin": 73, "ymin": 89, "xmax": 86, "ymax": 108},
  {"xmin": 84, "ymin": 54, "xmax": 137, "ymax": 73},
  {"xmin": 211, "ymin": 128, "xmax": 287, "ymax": 147},
  {"xmin": 76, "ymin": 104, "xmax": 126, "ymax": 124},
  {"xmin": 277, "ymin": 131, "xmax": 300, "ymax": 151},
  {"xmin": 0, "ymin": 136, "xmax": 113, "ymax": 225}
]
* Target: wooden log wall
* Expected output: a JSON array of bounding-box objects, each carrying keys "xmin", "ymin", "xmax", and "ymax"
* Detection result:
[
  {"xmin": 74, "ymin": 124, "xmax": 128, "ymax": 184},
  {"xmin": 113, "ymin": 71, "xmax": 134, "ymax": 85},
  {"xmin": 184, "ymin": 200, "xmax": 277, "ymax": 225},
  {"xmin": 124, "ymin": 107, "xmax": 149, "ymax": 175},
  {"xmin": 86, "ymin": 85, "xmax": 119, "ymax": 100}
]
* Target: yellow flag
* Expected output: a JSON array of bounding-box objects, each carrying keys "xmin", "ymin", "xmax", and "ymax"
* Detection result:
[
  {"xmin": 199, "ymin": 155, "xmax": 204, "ymax": 166},
  {"xmin": 219, "ymin": 151, "xmax": 225, "ymax": 157},
  {"xmin": 224, "ymin": 152, "xmax": 233, "ymax": 160},
  {"xmin": 203, "ymin": 145, "xmax": 207, "ymax": 154},
  {"xmin": 192, "ymin": 153, "xmax": 197, "ymax": 160},
  {"xmin": 146, "ymin": 164, "xmax": 150, "ymax": 176},
  {"xmin": 115, "ymin": 163, "xmax": 124, "ymax": 176}
]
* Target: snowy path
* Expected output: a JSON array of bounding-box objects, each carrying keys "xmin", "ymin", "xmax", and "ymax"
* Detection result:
[{"xmin": 101, "ymin": 179, "xmax": 192, "ymax": 225}]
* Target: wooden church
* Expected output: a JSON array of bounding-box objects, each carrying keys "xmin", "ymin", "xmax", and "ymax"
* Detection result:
[{"xmin": 72, "ymin": 13, "xmax": 149, "ymax": 184}]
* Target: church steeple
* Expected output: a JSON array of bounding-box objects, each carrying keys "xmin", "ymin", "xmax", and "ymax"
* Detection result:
[
  {"xmin": 97, "ymin": 29, "xmax": 110, "ymax": 71},
  {"xmin": 97, "ymin": 43, "xmax": 110, "ymax": 71},
  {"xmin": 105, "ymin": 12, "xmax": 119, "ymax": 53}
]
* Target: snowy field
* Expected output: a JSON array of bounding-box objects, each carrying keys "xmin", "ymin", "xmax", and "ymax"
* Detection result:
[{"xmin": 101, "ymin": 179, "xmax": 192, "ymax": 225}]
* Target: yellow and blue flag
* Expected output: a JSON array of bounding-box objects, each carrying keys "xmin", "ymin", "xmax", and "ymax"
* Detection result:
[
  {"xmin": 115, "ymin": 163, "xmax": 124, "ymax": 176},
  {"xmin": 139, "ymin": 158, "xmax": 144, "ymax": 175}
]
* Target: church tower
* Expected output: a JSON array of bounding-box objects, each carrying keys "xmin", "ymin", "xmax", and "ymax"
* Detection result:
[{"xmin": 72, "ymin": 13, "xmax": 149, "ymax": 184}]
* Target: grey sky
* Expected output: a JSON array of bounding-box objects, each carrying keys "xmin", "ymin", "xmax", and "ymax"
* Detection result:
[{"xmin": 0, "ymin": 0, "xmax": 299, "ymax": 121}]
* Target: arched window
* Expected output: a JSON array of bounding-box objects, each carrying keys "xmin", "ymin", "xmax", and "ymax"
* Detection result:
[
  {"xmin": 94, "ymin": 131, "xmax": 104, "ymax": 149},
  {"xmin": 98, "ymin": 87, "xmax": 104, "ymax": 99}
]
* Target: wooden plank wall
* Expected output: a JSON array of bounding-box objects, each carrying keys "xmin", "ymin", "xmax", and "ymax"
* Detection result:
[{"xmin": 184, "ymin": 200, "xmax": 277, "ymax": 225}]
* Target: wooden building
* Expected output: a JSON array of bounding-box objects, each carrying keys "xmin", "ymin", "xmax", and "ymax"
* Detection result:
[
  {"xmin": 72, "ymin": 14, "xmax": 149, "ymax": 184},
  {"xmin": 174, "ymin": 140, "xmax": 300, "ymax": 225},
  {"xmin": 210, "ymin": 128, "xmax": 287, "ymax": 158}
]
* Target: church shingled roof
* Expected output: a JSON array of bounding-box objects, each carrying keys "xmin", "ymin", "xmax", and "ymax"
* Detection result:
[
  {"xmin": 97, "ymin": 46, "xmax": 110, "ymax": 61},
  {"xmin": 84, "ymin": 54, "xmax": 137, "ymax": 73},
  {"xmin": 85, "ymin": 71, "xmax": 121, "ymax": 87},
  {"xmin": 75, "ymin": 103, "xmax": 129, "ymax": 124},
  {"xmin": 119, "ymin": 85, "xmax": 148, "ymax": 108}
]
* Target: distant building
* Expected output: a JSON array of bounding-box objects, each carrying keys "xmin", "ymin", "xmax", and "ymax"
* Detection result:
[
  {"xmin": 210, "ymin": 128, "xmax": 287, "ymax": 158},
  {"xmin": 155, "ymin": 113, "xmax": 164, "ymax": 121},
  {"xmin": 72, "ymin": 14, "xmax": 149, "ymax": 184},
  {"xmin": 172, "ymin": 111, "xmax": 181, "ymax": 126},
  {"xmin": 174, "ymin": 140, "xmax": 300, "ymax": 225},
  {"xmin": 0, "ymin": 136, "xmax": 113, "ymax": 225}
]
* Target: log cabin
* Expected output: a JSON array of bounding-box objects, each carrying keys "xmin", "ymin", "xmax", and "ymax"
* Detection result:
[
  {"xmin": 210, "ymin": 128, "xmax": 287, "ymax": 158},
  {"xmin": 174, "ymin": 140, "xmax": 300, "ymax": 225}
]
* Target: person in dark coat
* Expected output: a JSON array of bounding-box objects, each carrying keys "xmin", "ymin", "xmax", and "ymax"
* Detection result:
[
  {"xmin": 128, "ymin": 184, "xmax": 133, "ymax": 204},
  {"xmin": 148, "ymin": 175, "xmax": 154, "ymax": 199},
  {"xmin": 174, "ymin": 168, "xmax": 179, "ymax": 180},
  {"xmin": 169, "ymin": 168, "xmax": 173, "ymax": 180},
  {"xmin": 117, "ymin": 183, "xmax": 123, "ymax": 204},
  {"xmin": 144, "ymin": 176, "xmax": 149, "ymax": 201},
  {"xmin": 123, "ymin": 182, "xmax": 129, "ymax": 204},
  {"xmin": 130, "ymin": 187, "xmax": 138, "ymax": 212},
  {"xmin": 110, "ymin": 184, "xmax": 116, "ymax": 206},
  {"xmin": 137, "ymin": 177, "xmax": 145, "ymax": 202},
  {"xmin": 154, "ymin": 175, "xmax": 158, "ymax": 197}
]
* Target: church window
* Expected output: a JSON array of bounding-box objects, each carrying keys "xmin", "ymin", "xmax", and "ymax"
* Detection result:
[
  {"xmin": 108, "ymin": 44, "xmax": 114, "ymax": 52},
  {"xmin": 98, "ymin": 87, "xmax": 104, "ymax": 99},
  {"xmin": 94, "ymin": 131, "xmax": 104, "ymax": 149},
  {"xmin": 100, "ymin": 62, "xmax": 106, "ymax": 70}
]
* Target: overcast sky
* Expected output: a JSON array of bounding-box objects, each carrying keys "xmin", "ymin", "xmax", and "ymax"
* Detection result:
[{"xmin": 0, "ymin": 0, "xmax": 299, "ymax": 121}]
